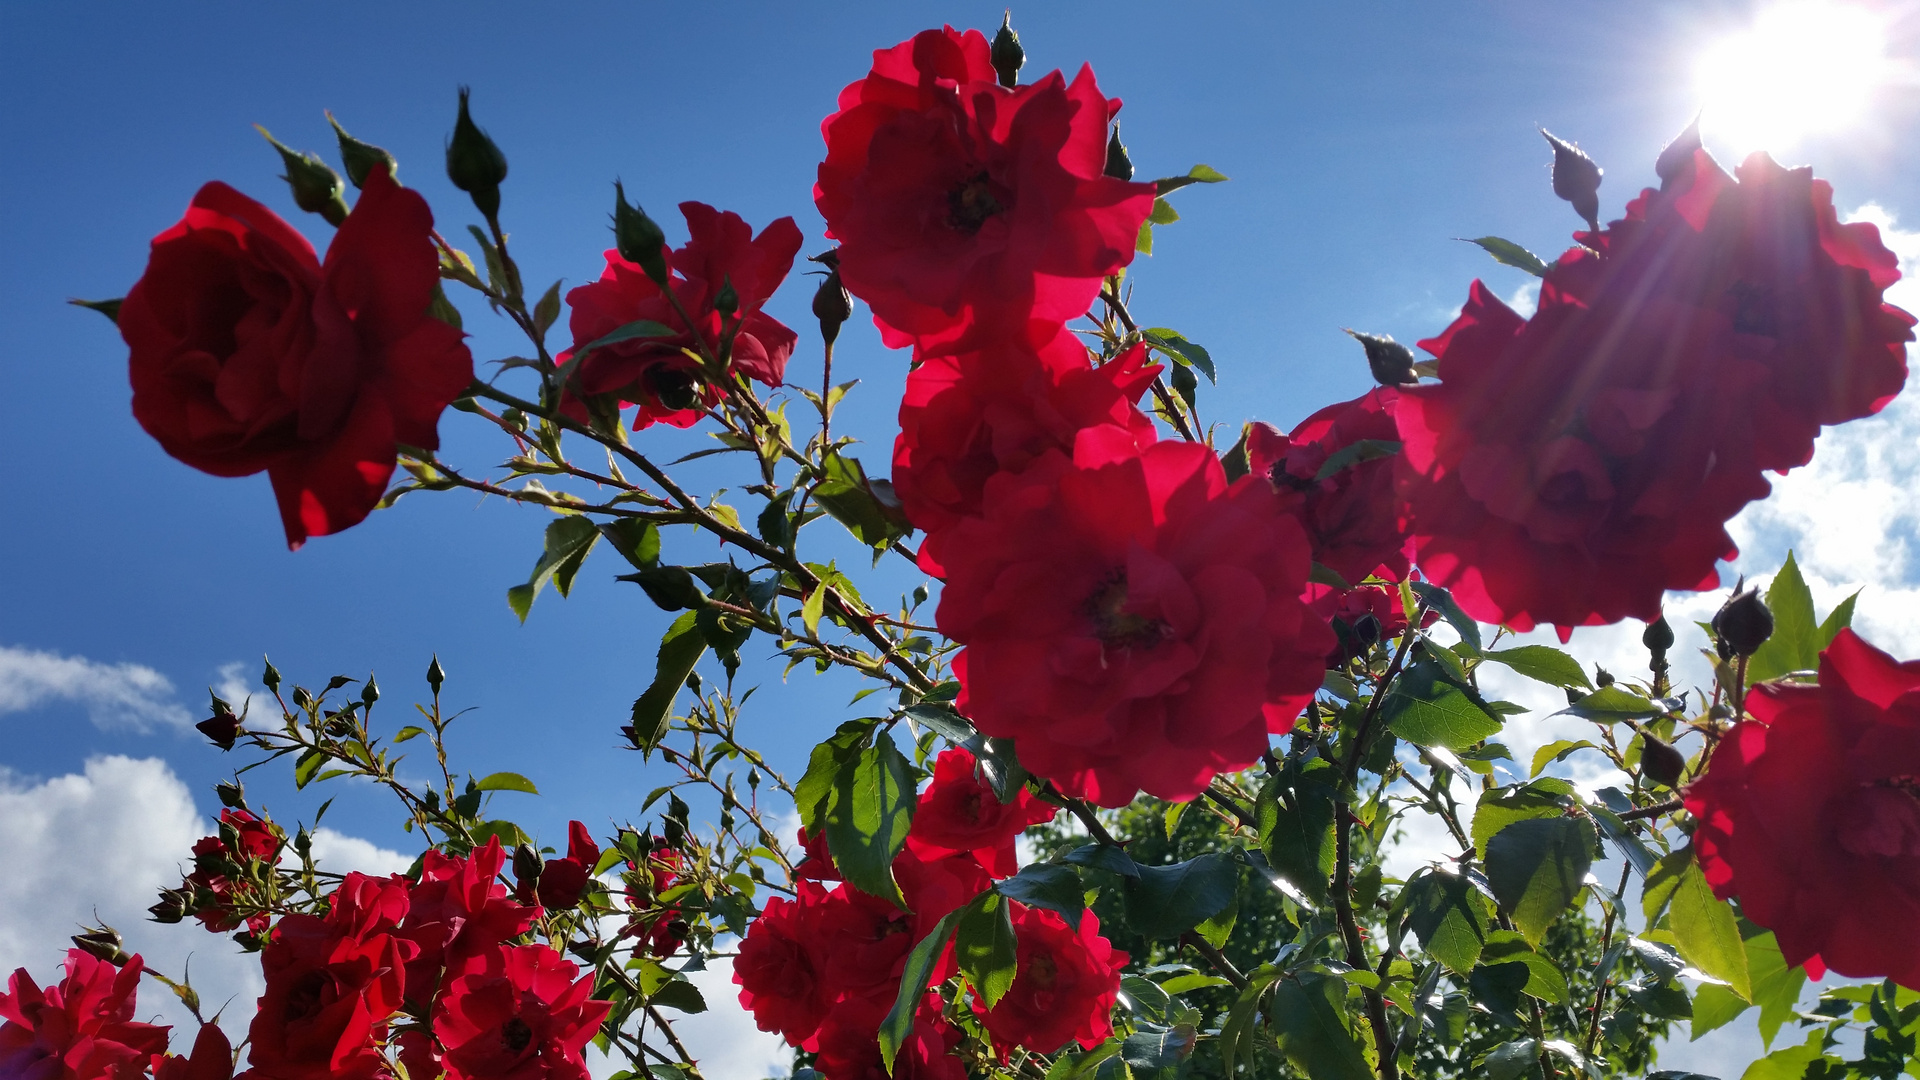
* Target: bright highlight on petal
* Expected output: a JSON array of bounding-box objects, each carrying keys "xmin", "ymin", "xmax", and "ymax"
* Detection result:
[{"xmin": 1693, "ymin": 1, "xmax": 1894, "ymax": 156}]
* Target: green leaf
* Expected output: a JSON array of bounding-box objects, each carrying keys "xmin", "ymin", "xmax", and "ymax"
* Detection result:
[
  {"xmin": 756, "ymin": 491, "xmax": 794, "ymax": 552},
  {"xmin": 1148, "ymin": 197, "xmax": 1180, "ymax": 225},
  {"xmin": 474, "ymin": 772, "xmax": 539, "ymax": 794},
  {"xmin": 1485, "ymin": 645, "xmax": 1592, "ymax": 690},
  {"xmin": 1408, "ymin": 580, "xmax": 1482, "ymax": 653},
  {"xmin": 1121, "ymin": 853, "xmax": 1238, "ymax": 940},
  {"xmin": 1670, "ymin": 855, "xmax": 1751, "ymax": 1000},
  {"xmin": 1135, "ymin": 217, "xmax": 1154, "ymax": 256},
  {"xmin": 801, "ymin": 585, "xmax": 826, "ymax": 639},
  {"xmin": 1152, "ymin": 163, "xmax": 1230, "ymax": 195},
  {"xmin": 293, "ymin": 748, "xmax": 325, "ymax": 789},
  {"xmin": 995, "ymin": 864, "xmax": 1086, "ymax": 928},
  {"xmin": 1690, "ymin": 982, "xmax": 1750, "ymax": 1039},
  {"xmin": 1738, "ymin": 1031, "xmax": 1828, "ymax": 1080},
  {"xmin": 599, "ymin": 519, "xmax": 661, "ymax": 570},
  {"xmin": 532, "ymin": 279, "xmax": 563, "ymax": 339},
  {"xmin": 878, "ymin": 908, "xmax": 961, "ymax": 1074},
  {"xmin": 1817, "ymin": 590, "xmax": 1858, "ymax": 649},
  {"xmin": 1642, "ymin": 846, "xmax": 1692, "ymax": 923},
  {"xmin": 1065, "ymin": 844, "xmax": 1141, "ymax": 879},
  {"xmin": 507, "ymin": 515, "xmax": 600, "ymax": 622},
  {"xmin": 1312, "ymin": 439, "xmax": 1402, "ymax": 482},
  {"xmin": 1257, "ymin": 760, "xmax": 1338, "ymax": 905},
  {"xmin": 1140, "ymin": 328, "xmax": 1216, "ymax": 383},
  {"xmin": 1401, "ymin": 867, "xmax": 1491, "ymax": 974},
  {"xmin": 1195, "ymin": 888, "xmax": 1237, "ymax": 949},
  {"xmin": 824, "ymin": 730, "xmax": 916, "ymax": 907},
  {"xmin": 1529, "ymin": 739, "xmax": 1598, "ymax": 778},
  {"xmin": 1471, "ymin": 778, "xmax": 1577, "ymax": 859},
  {"xmin": 393, "ymin": 725, "xmax": 426, "ymax": 743},
  {"xmin": 1557, "ymin": 685, "xmax": 1664, "ymax": 720},
  {"xmin": 1482, "ymin": 1038, "xmax": 1542, "ymax": 1080},
  {"xmin": 955, "ymin": 891, "xmax": 1018, "ymax": 1007},
  {"xmin": 1462, "ymin": 236, "xmax": 1550, "ymax": 277},
  {"xmin": 1270, "ymin": 968, "xmax": 1373, "ymax": 1080},
  {"xmin": 1484, "ymin": 814, "xmax": 1594, "ymax": 946},
  {"xmin": 1743, "ymin": 929, "xmax": 1809, "ymax": 1049},
  {"xmin": 1480, "ymin": 931, "xmax": 1569, "ymax": 1003},
  {"xmin": 812, "ymin": 453, "xmax": 912, "ymax": 548},
  {"xmin": 628, "ymin": 612, "xmax": 706, "ymax": 752},
  {"xmin": 1382, "ymin": 657, "xmax": 1501, "ymax": 750},
  {"xmin": 1219, "ymin": 965, "xmax": 1279, "ymax": 1079},
  {"xmin": 647, "ymin": 979, "xmax": 706, "ymax": 1014},
  {"xmin": 1747, "ymin": 551, "xmax": 1818, "ymax": 682},
  {"xmin": 793, "ymin": 721, "xmax": 872, "ymax": 829}
]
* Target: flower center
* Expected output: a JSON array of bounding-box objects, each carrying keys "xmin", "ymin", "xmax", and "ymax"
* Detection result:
[
  {"xmin": 946, "ymin": 172, "xmax": 1005, "ymax": 234},
  {"xmin": 502, "ymin": 1016, "xmax": 534, "ymax": 1054},
  {"xmin": 1728, "ymin": 280, "xmax": 1777, "ymax": 337},
  {"xmin": 1024, "ymin": 953, "xmax": 1059, "ymax": 990},
  {"xmin": 1836, "ymin": 776, "xmax": 1920, "ymax": 859},
  {"xmin": 1083, "ymin": 571, "xmax": 1172, "ymax": 650},
  {"xmin": 647, "ymin": 364, "xmax": 701, "ymax": 412}
]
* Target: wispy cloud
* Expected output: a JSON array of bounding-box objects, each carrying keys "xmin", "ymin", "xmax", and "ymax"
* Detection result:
[{"xmin": 0, "ymin": 645, "xmax": 192, "ymax": 731}]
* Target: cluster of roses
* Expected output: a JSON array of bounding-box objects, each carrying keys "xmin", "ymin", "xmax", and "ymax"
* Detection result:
[
  {"xmin": 0, "ymin": 837, "xmax": 630, "ymax": 1080},
  {"xmin": 732, "ymin": 747, "xmax": 1124, "ymax": 1076}
]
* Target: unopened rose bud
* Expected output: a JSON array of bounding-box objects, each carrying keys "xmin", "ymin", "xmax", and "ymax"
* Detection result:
[
  {"xmin": 216, "ymin": 780, "xmax": 248, "ymax": 810},
  {"xmin": 1655, "ymin": 115, "xmax": 1702, "ymax": 190},
  {"xmin": 327, "ymin": 112, "xmax": 398, "ymax": 189},
  {"xmin": 149, "ymin": 889, "xmax": 188, "ymax": 925},
  {"xmin": 612, "ymin": 181, "xmax": 670, "ymax": 287},
  {"xmin": 427, "ymin": 655, "xmax": 447, "ymax": 696},
  {"xmin": 1345, "ymin": 329, "xmax": 1418, "ymax": 386},
  {"xmin": 991, "ymin": 12, "xmax": 1024, "ymax": 89},
  {"xmin": 1104, "ymin": 123, "xmax": 1133, "ymax": 181},
  {"xmin": 71, "ymin": 926, "xmax": 129, "ymax": 966},
  {"xmin": 197, "ymin": 707, "xmax": 241, "ymax": 751},
  {"xmin": 714, "ymin": 275, "xmax": 739, "ymax": 318},
  {"xmin": 446, "ymin": 87, "xmax": 509, "ymax": 220},
  {"xmin": 1595, "ymin": 666, "xmax": 1615, "ymax": 688},
  {"xmin": 1640, "ymin": 734, "xmax": 1687, "ymax": 788},
  {"xmin": 513, "ymin": 843, "xmax": 543, "ymax": 886},
  {"xmin": 1642, "ymin": 615, "xmax": 1675, "ymax": 653},
  {"xmin": 1351, "ymin": 613, "xmax": 1381, "ymax": 650},
  {"xmin": 256, "ymin": 126, "xmax": 349, "ymax": 226},
  {"xmin": 809, "ymin": 250, "xmax": 852, "ymax": 348},
  {"xmin": 1541, "ymin": 129, "xmax": 1603, "ymax": 231},
  {"xmin": 1713, "ymin": 584, "xmax": 1774, "ymax": 658}
]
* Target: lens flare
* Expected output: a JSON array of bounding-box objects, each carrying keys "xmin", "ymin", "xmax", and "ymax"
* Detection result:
[{"xmin": 1693, "ymin": 1, "xmax": 1893, "ymax": 157}]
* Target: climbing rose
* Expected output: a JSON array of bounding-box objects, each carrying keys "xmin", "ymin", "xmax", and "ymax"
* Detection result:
[
  {"xmin": 892, "ymin": 322, "xmax": 1158, "ymax": 558},
  {"xmin": 1305, "ymin": 583, "xmax": 1433, "ymax": 668},
  {"xmin": 976, "ymin": 907, "xmax": 1126, "ymax": 1055},
  {"xmin": 557, "ymin": 202, "xmax": 801, "ymax": 428},
  {"xmin": 1245, "ymin": 387, "xmax": 1412, "ymax": 584},
  {"xmin": 1685, "ymin": 629, "xmax": 1920, "ymax": 989},
  {"xmin": 733, "ymin": 879, "xmax": 837, "ymax": 1047},
  {"xmin": 905, "ymin": 746, "xmax": 1058, "ymax": 876},
  {"xmin": 432, "ymin": 945, "xmax": 610, "ymax": 1080},
  {"xmin": 816, "ymin": 27, "xmax": 1156, "ymax": 354},
  {"xmin": 0, "ymin": 950, "xmax": 169, "ymax": 1080},
  {"xmin": 401, "ymin": 839, "xmax": 541, "ymax": 1008},
  {"xmin": 811, "ymin": 995, "xmax": 964, "ymax": 1080},
  {"xmin": 245, "ymin": 873, "xmax": 413, "ymax": 1080},
  {"xmin": 622, "ymin": 841, "xmax": 686, "ymax": 958},
  {"xmin": 934, "ymin": 435, "xmax": 1334, "ymax": 806},
  {"xmin": 533, "ymin": 822, "xmax": 599, "ymax": 912},
  {"xmin": 151, "ymin": 1023, "xmax": 234, "ymax": 1080},
  {"xmin": 121, "ymin": 164, "xmax": 474, "ymax": 548},
  {"xmin": 185, "ymin": 809, "xmax": 284, "ymax": 934}
]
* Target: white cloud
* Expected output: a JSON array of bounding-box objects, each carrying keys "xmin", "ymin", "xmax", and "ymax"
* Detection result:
[
  {"xmin": 0, "ymin": 756, "xmax": 261, "ymax": 1044},
  {"xmin": 582, "ymin": 951, "xmax": 789, "ymax": 1080},
  {"xmin": 306, "ymin": 828, "xmax": 411, "ymax": 877},
  {"xmin": 1505, "ymin": 279, "xmax": 1540, "ymax": 318},
  {"xmin": 0, "ymin": 645, "xmax": 192, "ymax": 731}
]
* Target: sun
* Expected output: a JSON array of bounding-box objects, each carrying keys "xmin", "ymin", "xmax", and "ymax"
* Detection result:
[{"xmin": 1692, "ymin": 1, "xmax": 1896, "ymax": 157}]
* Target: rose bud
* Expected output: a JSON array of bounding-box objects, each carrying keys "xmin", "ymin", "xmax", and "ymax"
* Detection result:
[
  {"xmin": 991, "ymin": 11, "xmax": 1024, "ymax": 88},
  {"xmin": 149, "ymin": 889, "xmax": 188, "ymax": 924},
  {"xmin": 1640, "ymin": 733, "xmax": 1687, "ymax": 788},
  {"xmin": 612, "ymin": 180, "xmax": 669, "ymax": 287},
  {"xmin": 327, "ymin": 111, "xmax": 397, "ymax": 189},
  {"xmin": 215, "ymin": 780, "xmax": 248, "ymax": 810},
  {"xmin": 1542, "ymin": 128, "xmax": 1603, "ymax": 230},
  {"xmin": 1104, "ymin": 124, "xmax": 1133, "ymax": 182},
  {"xmin": 256, "ymin": 126, "xmax": 349, "ymax": 226},
  {"xmin": 196, "ymin": 709, "xmax": 241, "ymax": 751},
  {"xmin": 513, "ymin": 843, "xmax": 543, "ymax": 887},
  {"xmin": 809, "ymin": 251, "xmax": 852, "ymax": 348},
  {"xmin": 1643, "ymin": 615, "xmax": 1676, "ymax": 653},
  {"xmin": 1713, "ymin": 585, "xmax": 1775, "ymax": 658},
  {"xmin": 714, "ymin": 275, "xmax": 739, "ymax": 318},
  {"xmin": 1345, "ymin": 329, "xmax": 1417, "ymax": 386},
  {"xmin": 446, "ymin": 86, "xmax": 509, "ymax": 220},
  {"xmin": 72, "ymin": 925, "xmax": 130, "ymax": 966}
]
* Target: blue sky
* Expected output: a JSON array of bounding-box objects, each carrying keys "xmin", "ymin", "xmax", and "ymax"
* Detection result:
[{"xmin": 4, "ymin": 1, "xmax": 1919, "ymax": 1072}]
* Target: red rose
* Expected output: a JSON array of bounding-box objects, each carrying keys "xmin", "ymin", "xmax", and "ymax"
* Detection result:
[
  {"xmin": 152, "ymin": 1023, "xmax": 234, "ymax": 1080},
  {"xmin": 0, "ymin": 950, "xmax": 169, "ymax": 1080},
  {"xmin": 557, "ymin": 203, "xmax": 801, "ymax": 429},
  {"xmin": 892, "ymin": 322, "xmax": 1158, "ymax": 556},
  {"xmin": 1607, "ymin": 148, "xmax": 1912, "ymax": 472},
  {"xmin": 534, "ymin": 822, "xmax": 599, "ymax": 912},
  {"xmin": 122, "ymin": 165, "xmax": 474, "ymax": 548},
  {"xmin": 934, "ymin": 437, "xmax": 1333, "ymax": 806},
  {"xmin": 400, "ymin": 840, "xmax": 541, "ymax": 1008},
  {"xmin": 816, "ymin": 27, "xmax": 1156, "ymax": 354},
  {"xmin": 431, "ymin": 946, "xmax": 609, "ymax": 1080},
  {"xmin": 811, "ymin": 995, "xmax": 963, "ymax": 1080},
  {"xmin": 733, "ymin": 879, "xmax": 836, "ymax": 1047},
  {"xmin": 1685, "ymin": 629, "xmax": 1920, "ymax": 988},
  {"xmin": 905, "ymin": 747, "xmax": 1057, "ymax": 877},
  {"xmin": 1304, "ymin": 582, "xmax": 1434, "ymax": 667},
  {"xmin": 794, "ymin": 827, "xmax": 841, "ymax": 882},
  {"xmin": 976, "ymin": 906, "xmax": 1125, "ymax": 1055},
  {"xmin": 186, "ymin": 809, "xmax": 285, "ymax": 934},
  {"xmin": 1395, "ymin": 275, "xmax": 1772, "ymax": 634},
  {"xmin": 1245, "ymin": 387, "xmax": 1412, "ymax": 584},
  {"xmin": 816, "ymin": 890, "xmax": 918, "ymax": 1009},
  {"xmin": 245, "ymin": 873, "xmax": 413, "ymax": 1080}
]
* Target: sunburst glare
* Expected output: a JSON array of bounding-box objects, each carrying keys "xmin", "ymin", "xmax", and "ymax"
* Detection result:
[{"xmin": 1693, "ymin": 1, "xmax": 1896, "ymax": 157}]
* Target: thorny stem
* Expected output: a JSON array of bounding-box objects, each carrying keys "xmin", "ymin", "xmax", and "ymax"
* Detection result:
[
  {"xmin": 1583, "ymin": 858, "xmax": 1636, "ymax": 1058},
  {"xmin": 1617, "ymin": 798, "xmax": 1684, "ymax": 821},
  {"xmin": 1096, "ymin": 286, "xmax": 1197, "ymax": 443},
  {"xmin": 1038, "ymin": 784, "xmax": 1123, "ymax": 848},
  {"xmin": 1180, "ymin": 932, "xmax": 1250, "ymax": 991},
  {"xmin": 643, "ymin": 1003, "xmax": 705, "ymax": 1078}
]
